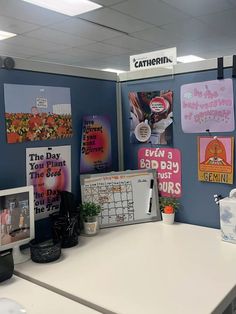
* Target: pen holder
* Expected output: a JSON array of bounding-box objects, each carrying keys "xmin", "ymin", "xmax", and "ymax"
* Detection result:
[
  {"xmin": 0, "ymin": 250, "xmax": 14, "ymax": 282},
  {"xmin": 51, "ymin": 213, "xmax": 80, "ymax": 248},
  {"xmin": 50, "ymin": 191, "xmax": 80, "ymax": 248}
]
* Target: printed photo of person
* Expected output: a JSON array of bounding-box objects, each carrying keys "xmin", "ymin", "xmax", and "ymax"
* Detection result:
[
  {"xmin": 1, "ymin": 209, "xmax": 8, "ymax": 236},
  {"xmin": 6, "ymin": 209, "xmax": 12, "ymax": 234}
]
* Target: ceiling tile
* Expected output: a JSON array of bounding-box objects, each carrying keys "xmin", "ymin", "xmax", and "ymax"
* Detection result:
[
  {"xmin": 200, "ymin": 46, "xmax": 236, "ymax": 59},
  {"xmin": 132, "ymin": 27, "xmax": 182, "ymax": 47},
  {"xmin": 198, "ymin": 9, "xmax": 236, "ymax": 36},
  {"xmin": 0, "ymin": 49, "xmax": 29, "ymax": 59},
  {"xmin": 50, "ymin": 18, "xmax": 120, "ymax": 41},
  {"xmin": 0, "ymin": 41, "xmax": 42, "ymax": 57},
  {"xmin": 24, "ymin": 28, "xmax": 95, "ymax": 47},
  {"xmin": 79, "ymin": 7, "xmax": 152, "ymax": 33},
  {"xmin": 99, "ymin": 54, "xmax": 130, "ymax": 66},
  {"xmin": 90, "ymin": 0, "xmax": 126, "ymax": 6},
  {"xmin": 0, "ymin": 0, "xmax": 234, "ymax": 70},
  {"xmin": 0, "ymin": 15, "xmax": 39, "ymax": 34},
  {"xmin": 4, "ymin": 35, "xmax": 67, "ymax": 53},
  {"xmin": 160, "ymin": 18, "xmax": 218, "ymax": 41},
  {"xmin": 113, "ymin": 0, "xmax": 190, "ymax": 26},
  {"xmin": 0, "ymin": 0, "xmax": 68, "ymax": 26},
  {"xmin": 228, "ymin": 0, "xmax": 236, "ymax": 7},
  {"xmin": 175, "ymin": 42, "xmax": 205, "ymax": 56},
  {"xmin": 57, "ymin": 47, "xmax": 107, "ymax": 60},
  {"xmin": 77, "ymin": 54, "xmax": 130, "ymax": 71},
  {"xmin": 29, "ymin": 52, "xmax": 82, "ymax": 64},
  {"xmin": 81, "ymin": 42, "xmax": 132, "ymax": 55},
  {"xmin": 103, "ymin": 35, "xmax": 162, "ymax": 51},
  {"xmin": 161, "ymin": 0, "xmax": 234, "ymax": 16},
  {"xmin": 176, "ymin": 35, "xmax": 236, "ymax": 56}
]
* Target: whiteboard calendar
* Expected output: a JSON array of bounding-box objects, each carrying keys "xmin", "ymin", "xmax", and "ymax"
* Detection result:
[{"xmin": 80, "ymin": 169, "xmax": 161, "ymax": 228}]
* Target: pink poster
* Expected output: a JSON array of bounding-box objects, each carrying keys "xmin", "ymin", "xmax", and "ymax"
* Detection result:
[
  {"xmin": 138, "ymin": 147, "xmax": 181, "ymax": 198},
  {"xmin": 181, "ymin": 79, "xmax": 234, "ymax": 133}
]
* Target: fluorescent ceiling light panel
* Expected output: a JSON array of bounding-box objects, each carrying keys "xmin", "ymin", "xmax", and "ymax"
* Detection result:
[
  {"xmin": 177, "ymin": 55, "xmax": 205, "ymax": 63},
  {"xmin": 0, "ymin": 30, "xmax": 17, "ymax": 40},
  {"xmin": 102, "ymin": 68, "xmax": 125, "ymax": 74},
  {"xmin": 22, "ymin": 0, "xmax": 102, "ymax": 16}
]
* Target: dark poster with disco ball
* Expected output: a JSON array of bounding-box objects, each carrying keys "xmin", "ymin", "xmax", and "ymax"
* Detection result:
[{"xmin": 80, "ymin": 115, "xmax": 112, "ymax": 174}]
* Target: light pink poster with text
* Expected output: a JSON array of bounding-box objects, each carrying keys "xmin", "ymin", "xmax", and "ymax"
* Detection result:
[{"xmin": 181, "ymin": 79, "xmax": 234, "ymax": 133}]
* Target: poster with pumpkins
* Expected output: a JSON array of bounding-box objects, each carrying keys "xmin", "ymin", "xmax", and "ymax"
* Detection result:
[{"xmin": 4, "ymin": 84, "xmax": 72, "ymax": 143}]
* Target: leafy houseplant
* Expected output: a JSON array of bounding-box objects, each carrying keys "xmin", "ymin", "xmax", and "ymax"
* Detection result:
[
  {"xmin": 159, "ymin": 196, "xmax": 179, "ymax": 214},
  {"xmin": 79, "ymin": 202, "xmax": 102, "ymax": 235},
  {"xmin": 80, "ymin": 202, "xmax": 102, "ymax": 221},
  {"xmin": 159, "ymin": 196, "xmax": 180, "ymax": 224}
]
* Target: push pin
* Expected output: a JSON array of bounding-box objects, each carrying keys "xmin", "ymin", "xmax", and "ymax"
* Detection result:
[{"xmin": 206, "ymin": 129, "xmax": 212, "ymax": 136}]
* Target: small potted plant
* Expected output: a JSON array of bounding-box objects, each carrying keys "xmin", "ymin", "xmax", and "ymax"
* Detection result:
[
  {"xmin": 79, "ymin": 202, "xmax": 102, "ymax": 235},
  {"xmin": 159, "ymin": 196, "xmax": 180, "ymax": 224}
]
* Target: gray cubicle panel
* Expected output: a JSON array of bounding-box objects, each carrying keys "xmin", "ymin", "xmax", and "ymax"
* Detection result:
[
  {"xmin": 0, "ymin": 67, "xmax": 118, "ymax": 240},
  {"xmin": 121, "ymin": 67, "xmax": 235, "ymax": 229}
]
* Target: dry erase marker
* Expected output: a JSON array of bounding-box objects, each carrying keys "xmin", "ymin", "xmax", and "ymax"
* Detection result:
[{"xmin": 147, "ymin": 179, "xmax": 154, "ymax": 214}]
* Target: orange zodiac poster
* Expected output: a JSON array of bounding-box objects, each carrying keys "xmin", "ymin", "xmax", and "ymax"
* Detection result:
[{"xmin": 198, "ymin": 136, "xmax": 234, "ymax": 184}]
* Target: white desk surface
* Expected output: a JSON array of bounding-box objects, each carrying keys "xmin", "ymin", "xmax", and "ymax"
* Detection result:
[
  {"xmin": 0, "ymin": 276, "xmax": 100, "ymax": 314},
  {"xmin": 15, "ymin": 222, "xmax": 236, "ymax": 314}
]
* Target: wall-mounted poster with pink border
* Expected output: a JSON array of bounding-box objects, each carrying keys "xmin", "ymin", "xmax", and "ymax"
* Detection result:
[
  {"xmin": 198, "ymin": 136, "xmax": 234, "ymax": 184},
  {"xmin": 138, "ymin": 147, "xmax": 181, "ymax": 198},
  {"xmin": 181, "ymin": 79, "xmax": 234, "ymax": 133}
]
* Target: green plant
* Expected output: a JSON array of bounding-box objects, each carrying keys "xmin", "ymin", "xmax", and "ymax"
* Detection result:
[
  {"xmin": 79, "ymin": 202, "xmax": 102, "ymax": 219},
  {"xmin": 159, "ymin": 196, "xmax": 180, "ymax": 214}
]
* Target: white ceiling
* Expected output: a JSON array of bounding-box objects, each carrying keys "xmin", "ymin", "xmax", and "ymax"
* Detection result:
[{"xmin": 0, "ymin": 0, "xmax": 236, "ymax": 72}]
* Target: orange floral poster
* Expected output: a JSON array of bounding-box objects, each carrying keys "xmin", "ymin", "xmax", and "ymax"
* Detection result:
[
  {"xmin": 198, "ymin": 136, "xmax": 234, "ymax": 184},
  {"xmin": 4, "ymin": 84, "xmax": 72, "ymax": 143}
]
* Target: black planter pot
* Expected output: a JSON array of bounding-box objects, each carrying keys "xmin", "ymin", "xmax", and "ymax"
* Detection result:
[
  {"xmin": 0, "ymin": 250, "xmax": 14, "ymax": 282},
  {"xmin": 30, "ymin": 239, "xmax": 61, "ymax": 263}
]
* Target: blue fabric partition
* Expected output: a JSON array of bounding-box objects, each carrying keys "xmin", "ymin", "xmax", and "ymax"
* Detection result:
[
  {"xmin": 0, "ymin": 68, "xmax": 118, "ymax": 240},
  {"xmin": 121, "ymin": 68, "xmax": 235, "ymax": 229}
]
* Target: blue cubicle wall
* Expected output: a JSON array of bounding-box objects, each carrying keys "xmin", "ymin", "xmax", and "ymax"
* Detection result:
[
  {"xmin": 0, "ymin": 68, "xmax": 118, "ymax": 239},
  {"xmin": 121, "ymin": 68, "xmax": 235, "ymax": 229}
]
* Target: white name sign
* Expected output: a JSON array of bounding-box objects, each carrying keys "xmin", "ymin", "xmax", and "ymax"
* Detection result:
[{"xmin": 130, "ymin": 47, "xmax": 177, "ymax": 71}]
